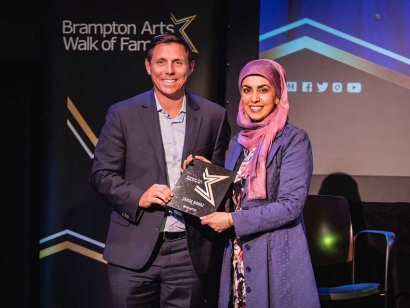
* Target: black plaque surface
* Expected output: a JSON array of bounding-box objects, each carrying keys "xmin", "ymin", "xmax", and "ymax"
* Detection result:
[{"xmin": 166, "ymin": 160, "xmax": 236, "ymax": 217}]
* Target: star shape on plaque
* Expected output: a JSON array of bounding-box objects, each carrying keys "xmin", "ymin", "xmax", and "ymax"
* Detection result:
[{"xmin": 194, "ymin": 167, "xmax": 230, "ymax": 206}]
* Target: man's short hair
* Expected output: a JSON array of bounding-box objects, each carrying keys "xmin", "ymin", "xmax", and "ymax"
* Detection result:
[{"xmin": 146, "ymin": 33, "xmax": 194, "ymax": 63}]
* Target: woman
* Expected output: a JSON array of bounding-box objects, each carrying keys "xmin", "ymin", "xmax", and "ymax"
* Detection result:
[{"xmin": 197, "ymin": 59, "xmax": 320, "ymax": 307}]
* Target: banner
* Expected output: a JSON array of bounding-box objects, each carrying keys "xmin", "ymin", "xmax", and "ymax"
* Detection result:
[{"xmin": 39, "ymin": 1, "xmax": 227, "ymax": 306}]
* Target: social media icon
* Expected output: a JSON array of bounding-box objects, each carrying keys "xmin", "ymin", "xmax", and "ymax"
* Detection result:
[
  {"xmin": 302, "ymin": 82, "xmax": 313, "ymax": 92},
  {"xmin": 287, "ymin": 82, "xmax": 297, "ymax": 92},
  {"xmin": 347, "ymin": 82, "xmax": 362, "ymax": 93},
  {"xmin": 332, "ymin": 82, "xmax": 343, "ymax": 93},
  {"xmin": 317, "ymin": 82, "xmax": 328, "ymax": 92}
]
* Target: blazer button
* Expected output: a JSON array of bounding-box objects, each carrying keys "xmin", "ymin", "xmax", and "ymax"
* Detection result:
[
  {"xmin": 155, "ymin": 225, "xmax": 160, "ymax": 231},
  {"xmin": 245, "ymin": 266, "xmax": 251, "ymax": 272},
  {"xmin": 245, "ymin": 244, "xmax": 251, "ymax": 251},
  {"xmin": 246, "ymin": 287, "xmax": 251, "ymax": 293}
]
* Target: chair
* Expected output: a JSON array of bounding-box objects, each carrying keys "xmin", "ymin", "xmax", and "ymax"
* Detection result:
[{"xmin": 303, "ymin": 194, "xmax": 395, "ymax": 308}]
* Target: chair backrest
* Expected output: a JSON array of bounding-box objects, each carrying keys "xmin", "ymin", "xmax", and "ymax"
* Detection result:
[{"xmin": 303, "ymin": 194, "xmax": 353, "ymax": 266}]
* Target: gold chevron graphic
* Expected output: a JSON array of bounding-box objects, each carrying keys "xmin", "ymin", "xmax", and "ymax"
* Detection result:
[
  {"xmin": 170, "ymin": 13, "xmax": 198, "ymax": 53},
  {"xmin": 67, "ymin": 97, "xmax": 98, "ymax": 146},
  {"xmin": 260, "ymin": 36, "xmax": 410, "ymax": 90},
  {"xmin": 40, "ymin": 241, "xmax": 106, "ymax": 263}
]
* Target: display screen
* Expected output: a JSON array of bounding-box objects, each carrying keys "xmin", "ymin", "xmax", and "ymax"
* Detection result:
[{"xmin": 259, "ymin": 0, "xmax": 410, "ymax": 177}]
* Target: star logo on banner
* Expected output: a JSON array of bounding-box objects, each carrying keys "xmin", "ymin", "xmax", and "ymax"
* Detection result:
[
  {"xmin": 170, "ymin": 13, "xmax": 198, "ymax": 53},
  {"xmin": 194, "ymin": 167, "xmax": 230, "ymax": 206}
]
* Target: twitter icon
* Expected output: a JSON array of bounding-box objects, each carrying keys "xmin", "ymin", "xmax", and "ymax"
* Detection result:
[{"xmin": 317, "ymin": 82, "xmax": 328, "ymax": 92}]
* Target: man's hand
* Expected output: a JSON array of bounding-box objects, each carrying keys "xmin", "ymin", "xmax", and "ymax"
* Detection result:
[
  {"xmin": 139, "ymin": 184, "xmax": 173, "ymax": 208},
  {"xmin": 181, "ymin": 154, "xmax": 212, "ymax": 173}
]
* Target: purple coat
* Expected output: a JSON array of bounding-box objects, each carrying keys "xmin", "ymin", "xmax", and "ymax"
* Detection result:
[{"xmin": 218, "ymin": 123, "xmax": 320, "ymax": 308}]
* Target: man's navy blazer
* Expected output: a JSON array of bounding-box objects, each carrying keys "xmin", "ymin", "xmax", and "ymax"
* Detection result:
[{"xmin": 90, "ymin": 89, "xmax": 231, "ymax": 275}]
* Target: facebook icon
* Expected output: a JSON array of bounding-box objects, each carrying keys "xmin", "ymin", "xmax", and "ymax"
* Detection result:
[
  {"xmin": 302, "ymin": 82, "xmax": 313, "ymax": 92},
  {"xmin": 287, "ymin": 82, "xmax": 297, "ymax": 92}
]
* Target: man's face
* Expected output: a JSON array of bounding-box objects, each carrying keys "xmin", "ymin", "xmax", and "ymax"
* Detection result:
[{"xmin": 145, "ymin": 42, "xmax": 194, "ymax": 100}]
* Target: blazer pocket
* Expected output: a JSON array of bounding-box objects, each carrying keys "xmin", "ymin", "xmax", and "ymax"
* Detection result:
[{"xmin": 110, "ymin": 210, "xmax": 130, "ymax": 227}]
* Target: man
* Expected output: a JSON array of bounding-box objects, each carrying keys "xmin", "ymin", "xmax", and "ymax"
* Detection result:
[{"xmin": 89, "ymin": 33, "xmax": 231, "ymax": 307}]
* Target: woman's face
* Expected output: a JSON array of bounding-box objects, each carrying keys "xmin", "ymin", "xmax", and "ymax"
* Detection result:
[{"xmin": 240, "ymin": 75, "xmax": 278, "ymax": 122}]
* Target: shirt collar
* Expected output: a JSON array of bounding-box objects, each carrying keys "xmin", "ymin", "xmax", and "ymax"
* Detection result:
[{"xmin": 154, "ymin": 92, "xmax": 187, "ymax": 114}]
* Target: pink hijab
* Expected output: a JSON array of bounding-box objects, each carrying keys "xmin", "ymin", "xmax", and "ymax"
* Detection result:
[{"xmin": 237, "ymin": 59, "xmax": 289, "ymax": 200}]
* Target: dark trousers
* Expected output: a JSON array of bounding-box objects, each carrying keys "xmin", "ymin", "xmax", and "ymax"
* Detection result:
[{"xmin": 107, "ymin": 236, "xmax": 207, "ymax": 308}]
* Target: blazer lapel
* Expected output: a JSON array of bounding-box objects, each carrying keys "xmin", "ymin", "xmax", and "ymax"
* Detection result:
[
  {"xmin": 226, "ymin": 139, "xmax": 242, "ymax": 170},
  {"xmin": 140, "ymin": 90, "xmax": 167, "ymax": 176},
  {"xmin": 182, "ymin": 94, "xmax": 201, "ymax": 161},
  {"xmin": 266, "ymin": 123, "xmax": 287, "ymax": 167}
]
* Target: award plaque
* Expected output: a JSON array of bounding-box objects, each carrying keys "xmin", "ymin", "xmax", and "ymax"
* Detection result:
[{"xmin": 166, "ymin": 160, "xmax": 236, "ymax": 217}]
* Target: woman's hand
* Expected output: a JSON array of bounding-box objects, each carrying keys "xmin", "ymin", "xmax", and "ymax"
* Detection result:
[{"xmin": 200, "ymin": 212, "xmax": 233, "ymax": 233}]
